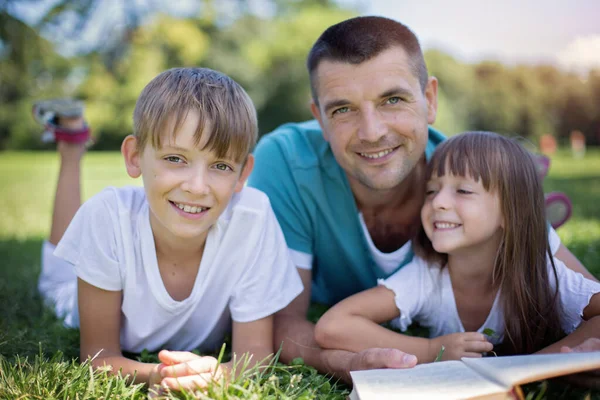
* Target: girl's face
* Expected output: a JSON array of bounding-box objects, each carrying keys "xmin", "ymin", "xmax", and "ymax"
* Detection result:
[{"xmin": 421, "ymin": 171, "xmax": 504, "ymax": 256}]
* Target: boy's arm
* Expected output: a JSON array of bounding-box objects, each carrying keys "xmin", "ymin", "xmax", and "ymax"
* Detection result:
[
  {"xmin": 78, "ymin": 278, "xmax": 162, "ymax": 386},
  {"xmin": 274, "ymin": 269, "xmax": 418, "ymax": 383}
]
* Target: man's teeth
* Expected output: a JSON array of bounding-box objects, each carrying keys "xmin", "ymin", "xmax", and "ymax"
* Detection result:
[
  {"xmin": 360, "ymin": 149, "xmax": 393, "ymax": 159},
  {"xmin": 435, "ymin": 222, "xmax": 460, "ymax": 229},
  {"xmin": 175, "ymin": 203, "xmax": 207, "ymax": 214}
]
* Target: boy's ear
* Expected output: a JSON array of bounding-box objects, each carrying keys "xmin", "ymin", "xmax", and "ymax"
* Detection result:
[
  {"xmin": 121, "ymin": 135, "xmax": 142, "ymax": 178},
  {"xmin": 235, "ymin": 154, "xmax": 254, "ymax": 193}
]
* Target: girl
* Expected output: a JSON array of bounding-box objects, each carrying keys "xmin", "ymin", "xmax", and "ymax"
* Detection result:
[{"xmin": 315, "ymin": 131, "xmax": 600, "ymax": 362}]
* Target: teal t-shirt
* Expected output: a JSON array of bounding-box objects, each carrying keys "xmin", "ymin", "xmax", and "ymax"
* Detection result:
[{"xmin": 248, "ymin": 120, "xmax": 446, "ymax": 305}]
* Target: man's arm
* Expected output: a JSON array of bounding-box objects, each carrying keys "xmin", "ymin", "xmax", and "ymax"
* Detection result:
[
  {"xmin": 273, "ymin": 269, "xmax": 417, "ymax": 383},
  {"xmin": 556, "ymin": 243, "xmax": 598, "ymax": 282}
]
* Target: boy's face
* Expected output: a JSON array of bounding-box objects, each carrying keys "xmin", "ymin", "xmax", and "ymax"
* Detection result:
[{"xmin": 123, "ymin": 110, "xmax": 253, "ymax": 248}]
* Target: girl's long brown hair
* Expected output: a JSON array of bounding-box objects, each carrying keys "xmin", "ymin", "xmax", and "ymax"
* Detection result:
[{"xmin": 414, "ymin": 131, "xmax": 563, "ymax": 355}]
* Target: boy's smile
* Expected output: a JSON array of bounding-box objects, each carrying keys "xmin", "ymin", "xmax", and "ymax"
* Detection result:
[{"xmin": 123, "ymin": 109, "xmax": 254, "ymax": 250}]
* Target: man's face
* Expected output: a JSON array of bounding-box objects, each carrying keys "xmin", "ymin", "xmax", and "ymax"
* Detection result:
[{"xmin": 311, "ymin": 46, "xmax": 438, "ymax": 192}]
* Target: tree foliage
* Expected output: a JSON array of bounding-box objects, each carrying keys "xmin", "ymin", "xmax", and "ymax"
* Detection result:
[{"xmin": 1, "ymin": 0, "xmax": 599, "ymax": 149}]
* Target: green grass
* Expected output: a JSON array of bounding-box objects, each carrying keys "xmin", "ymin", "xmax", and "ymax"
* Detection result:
[{"xmin": 1, "ymin": 149, "xmax": 599, "ymax": 399}]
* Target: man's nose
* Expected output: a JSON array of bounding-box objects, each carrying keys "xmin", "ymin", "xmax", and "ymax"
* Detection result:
[{"xmin": 357, "ymin": 106, "xmax": 386, "ymax": 143}]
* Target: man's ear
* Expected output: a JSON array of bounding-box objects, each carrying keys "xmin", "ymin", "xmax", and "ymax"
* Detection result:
[
  {"xmin": 121, "ymin": 135, "xmax": 142, "ymax": 178},
  {"xmin": 235, "ymin": 154, "xmax": 254, "ymax": 192},
  {"xmin": 310, "ymin": 101, "xmax": 329, "ymax": 142},
  {"xmin": 425, "ymin": 76, "xmax": 439, "ymax": 125}
]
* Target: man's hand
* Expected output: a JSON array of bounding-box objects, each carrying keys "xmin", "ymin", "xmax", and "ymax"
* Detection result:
[
  {"xmin": 560, "ymin": 338, "xmax": 600, "ymax": 354},
  {"xmin": 349, "ymin": 348, "xmax": 417, "ymax": 371},
  {"xmin": 432, "ymin": 333, "xmax": 493, "ymax": 361},
  {"xmin": 153, "ymin": 350, "xmax": 225, "ymax": 393}
]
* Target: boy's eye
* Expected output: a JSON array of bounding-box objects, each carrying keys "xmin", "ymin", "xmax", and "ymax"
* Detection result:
[
  {"xmin": 164, "ymin": 155, "xmax": 184, "ymax": 163},
  {"xmin": 386, "ymin": 96, "xmax": 401, "ymax": 105},
  {"xmin": 332, "ymin": 106, "xmax": 349, "ymax": 116},
  {"xmin": 214, "ymin": 163, "xmax": 232, "ymax": 171}
]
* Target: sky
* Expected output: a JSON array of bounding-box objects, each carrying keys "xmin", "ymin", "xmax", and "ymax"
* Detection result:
[
  {"xmin": 359, "ymin": 0, "xmax": 600, "ymax": 72},
  {"xmin": 12, "ymin": 0, "xmax": 600, "ymax": 72}
]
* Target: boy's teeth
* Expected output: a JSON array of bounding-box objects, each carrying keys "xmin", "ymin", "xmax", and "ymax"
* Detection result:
[
  {"xmin": 360, "ymin": 149, "xmax": 393, "ymax": 159},
  {"xmin": 175, "ymin": 203, "xmax": 206, "ymax": 214}
]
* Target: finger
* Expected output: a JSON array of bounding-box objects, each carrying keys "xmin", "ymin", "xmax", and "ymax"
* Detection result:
[
  {"xmin": 461, "ymin": 352, "xmax": 484, "ymax": 359},
  {"xmin": 161, "ymin": 373, "xmax": 218, "ymax": 391},
  {"xmin": 462, "ymin": 332, "xmax": 487, "ymax": 341},
  {"xmin": 359, "ymin": 348, "xmax": 418, "ymax": 370},
  {"xmin": 465, "ymin": 341, "xmax": 494, "ymax": 353},
  {"xmin": 158, "ymin": 350, "xmax": 201, "ymax": 365},
  {"xmin": 161, "ymin": 358, "xmax": 221, "ymax": 378}
]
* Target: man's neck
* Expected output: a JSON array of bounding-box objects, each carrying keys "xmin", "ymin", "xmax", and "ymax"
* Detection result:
[{"xmin": 350, "ymin": 156, "xmax": 427, "ymax": 213}]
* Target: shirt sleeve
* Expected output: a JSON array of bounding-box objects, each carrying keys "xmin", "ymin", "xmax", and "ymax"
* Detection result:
[
  {"xmin": 378, "ymin": 256, "xmax": 436, "ymax": 331},
  {"xmin": 248, "ymin": 134, "xmax": 314, "ymax": 264},
  {"xmin": 548, "ymin": 226, "xmax": 561, "ymax": 255},
  {"xmin": 550, "ymin": 257, "xmax": 600, "ymax": 334},
  {"xmin": 229, "ymin": 197, "xmax": 304, "ymax": 323},
  {"xmin": 53, "ymin": 190, "xmax": 123, "ymax": 291}
]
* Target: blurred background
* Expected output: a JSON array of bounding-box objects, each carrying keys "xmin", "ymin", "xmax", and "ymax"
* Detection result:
[{"xmin": 1, "ymin": 0, "xmax": 600, "ymax": 150}]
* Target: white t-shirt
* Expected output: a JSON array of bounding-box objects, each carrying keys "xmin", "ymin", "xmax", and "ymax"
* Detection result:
[
  {"xmin": 54, "ymin": 186, "xmax": 303, "ymax": 353},
  {"xmin": 291, "ymin": 213, "xmax": 562, "ymax": 274},
  {"xmin": 379, "ymin": 255, "xmax": 599, "ymax": 344}
]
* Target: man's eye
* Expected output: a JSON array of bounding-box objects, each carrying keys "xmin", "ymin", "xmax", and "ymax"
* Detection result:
[
  {"xmin": 386, "ymin": 96, "xmax": 401, "ymax": 105},
  {"xmin": 214, "ymin": 163, "xmax": 232, "ymax": 171},
  {"xmin": 332, "ymin": 106, "xmax": 349, "ymax": 116},
  {"xmin": 165, "ymin": 156, "xmax": 183, "ymax": 163}
]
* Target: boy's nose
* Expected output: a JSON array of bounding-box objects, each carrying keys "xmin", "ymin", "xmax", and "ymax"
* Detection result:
[{"xmin": 182, "ymin": 169, "xmax": 210, "ymax": 195}]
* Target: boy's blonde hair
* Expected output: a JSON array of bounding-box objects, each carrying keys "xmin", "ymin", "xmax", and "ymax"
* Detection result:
[{"xmin": 133, "ymin": 67, "xmax": 258, "ymax": 162}]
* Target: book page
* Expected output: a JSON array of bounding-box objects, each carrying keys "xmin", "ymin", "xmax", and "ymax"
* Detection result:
[
  {"xmin": 349, "ymin": 361, "xmax": 507, "ymax": 400},
  {"xmin": 462, "ymin": 352, "xmax": 600, "ymax": 388}
]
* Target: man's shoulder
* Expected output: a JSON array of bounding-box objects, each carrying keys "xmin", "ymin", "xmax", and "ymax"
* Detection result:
[{"xmin": 254, "ymin": 120, "xmax": 330, "ymax": 170}]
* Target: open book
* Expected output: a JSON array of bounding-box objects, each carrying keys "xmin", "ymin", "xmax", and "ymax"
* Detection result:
[{"xmin": 349, "ymin": 352, "xmax": 600, "ymax": 400}]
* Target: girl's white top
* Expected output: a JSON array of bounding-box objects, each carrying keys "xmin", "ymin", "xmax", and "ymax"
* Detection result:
[
  {"xmin": 380, "ymin": 254, "xmax": 600, "ymax": 344},
  {"xmin": 54, "ymin": 185, "xmax": 303, "ymax": 353}
]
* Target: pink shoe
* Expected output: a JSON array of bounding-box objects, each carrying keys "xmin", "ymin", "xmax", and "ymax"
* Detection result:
[
  {"xmin": 32, "ymin": 98, "xmax": 91, "ymax": 145},
  {"xmin": 545, "ymin": 192, "xmax": 572, "ymax": 229}
]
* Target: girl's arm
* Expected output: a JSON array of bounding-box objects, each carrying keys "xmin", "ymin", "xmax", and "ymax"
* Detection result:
[
  {"xmin": 537, "ymin": 293, "xmax": 600, "ymax": 354},
  {"xmin": 78, "ymin": 278, "xmax": 163, "ymax": 385},
  {"xmin": 314, "ymin": 286, "xmax": 417, "ymax": 354}
]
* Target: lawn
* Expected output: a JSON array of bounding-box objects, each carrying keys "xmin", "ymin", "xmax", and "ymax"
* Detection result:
[{"xmin": 1, "ymin": 149, "xmax": 599, "ymax": 399}]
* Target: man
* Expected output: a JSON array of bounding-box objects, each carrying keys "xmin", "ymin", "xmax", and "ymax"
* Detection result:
[{"xmin": 248, "ymin": 16, "xmax": 596, "ymax": 381}]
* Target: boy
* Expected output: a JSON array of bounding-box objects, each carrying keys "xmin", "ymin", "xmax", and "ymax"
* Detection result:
[{"xmin": 36, "ymin": 67, "xmax": 303, "ymax": 393}]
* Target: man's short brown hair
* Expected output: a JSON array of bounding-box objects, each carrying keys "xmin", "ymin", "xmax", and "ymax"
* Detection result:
[
  {"xmin": 133, "ymin": 67, "xmax": 257, "ymax": 162},
  {"xmin": 307, "ymin": 16, "xmax": 429, "ymax": 103}
]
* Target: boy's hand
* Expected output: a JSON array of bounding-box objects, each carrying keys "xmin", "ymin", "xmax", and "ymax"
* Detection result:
[
  {"xmin": 157, "ymin": 350, "xmax": 225, "ymax": 392},
  {"xmin": 432, "ymin": 333, "xmax": 493, "ymax": 361}
]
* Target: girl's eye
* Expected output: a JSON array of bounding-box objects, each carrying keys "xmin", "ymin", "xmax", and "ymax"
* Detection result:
[
  {"xmin": 386, "ymin": 96, "xmax": 401, "ymax": 105},
  {"xmin": 457, "ymin": 189, "xmax": 472, "ymax": 195},
  {"xmin": 332, "ymin": 106, "xmax": 349, "ymax": 116},
  {"xmin": 165, "ymin": 156, "xmax": 184, "ymax": 163},
  {"xmin": 214, "ymin": 163, "xmax": 232, "ymax": 172}
]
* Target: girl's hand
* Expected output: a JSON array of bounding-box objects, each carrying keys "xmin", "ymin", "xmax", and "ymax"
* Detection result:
[
  {"xmin": 157, "ymin": 350, "xmax": 226, "ymax": 392},
  {"xmin": 431, "ymin": 333, "xmax": 493, "ymax": 361}
]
